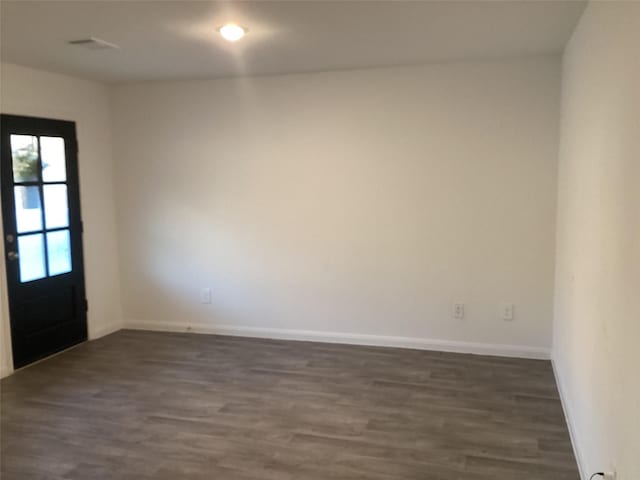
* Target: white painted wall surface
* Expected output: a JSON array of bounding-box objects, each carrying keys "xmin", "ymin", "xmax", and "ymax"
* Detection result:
[
  {"xmin": 112, "ymin": 57, "xmax": 560, "ymax": 357},
  {"xmin": 553, "ymin": 2, "xmax": 640, "ymax": 479},
  {"xmin": 0, "ymin": 63, "xmax": 123, "ymax": 377}
]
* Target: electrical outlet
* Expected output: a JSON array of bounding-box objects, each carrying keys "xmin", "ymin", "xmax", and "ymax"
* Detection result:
[
  {"xmin": 200, "ymin": 287, "xmax": 212, "ymax": 304},
  {"xmin": 454, "ymin": 303, "xmax": 465, "ymax": 319},
  {"xmin": 603, "ymin": 471, "xmax": 616, "ymax": 480},
  {"xmin": 501, "ymin": 303, "xmax": 514, "ymax": 321}
]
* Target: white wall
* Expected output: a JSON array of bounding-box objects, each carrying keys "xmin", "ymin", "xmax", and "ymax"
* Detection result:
[
  {"xmin": 553, "ymin": 2, "xmax": 640, "ymax": 479},
  {"xmin": 0, "ymin": 63, "xmax": 123, "ymax": 376},
  {"xmin": 112, "ymin": 57, "xmax": 560, "ymax": 357}
]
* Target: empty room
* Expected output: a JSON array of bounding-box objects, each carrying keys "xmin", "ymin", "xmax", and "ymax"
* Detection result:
[{"xmin": 0, "ymin": 1, "xmax": 638, "ymax": 479}]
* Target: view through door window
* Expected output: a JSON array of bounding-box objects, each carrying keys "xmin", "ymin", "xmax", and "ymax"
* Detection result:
[{"xmin": 10, "ymin": 134, "xmax": 72, "ymax": 282}]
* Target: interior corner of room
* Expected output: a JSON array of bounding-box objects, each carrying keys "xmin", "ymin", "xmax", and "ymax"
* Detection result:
[{"xmin": 0, "ymin": 1, "xmax": 638, "ymax": 480}]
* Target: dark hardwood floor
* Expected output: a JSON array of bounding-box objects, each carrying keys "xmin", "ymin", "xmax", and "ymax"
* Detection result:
[{"xmin": 1, "ymin": 330, "xmax": 579, "ymax": 479}]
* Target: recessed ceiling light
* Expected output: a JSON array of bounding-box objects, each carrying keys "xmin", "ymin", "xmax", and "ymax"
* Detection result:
[{"xmin": 218, "ymin": 24, "xmax": 247, "ymax": 42}]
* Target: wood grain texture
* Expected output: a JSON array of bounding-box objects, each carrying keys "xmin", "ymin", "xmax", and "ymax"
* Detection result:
[{"xmin": 0, "ymin": 330, "xmax": 579, "ymax": 479}]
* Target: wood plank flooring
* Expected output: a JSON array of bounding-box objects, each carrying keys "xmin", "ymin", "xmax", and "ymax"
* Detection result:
[{"xmin": 1, "ymin": 330, "xmax": 579, "ymax": 479}]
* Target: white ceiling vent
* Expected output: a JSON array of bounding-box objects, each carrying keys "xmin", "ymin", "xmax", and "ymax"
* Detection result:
[{"xmin": 68, "ymin": 37, "xmax": 119, "ymax": 50}]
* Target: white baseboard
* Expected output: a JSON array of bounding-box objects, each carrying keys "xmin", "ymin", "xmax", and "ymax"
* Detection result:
[
  {"xmin": 125, "ymin": 319, "xmax": 550, "ymax": 360},
  {"xmin": 551, "ymin": 356, "xmax": 586, "ymax": 480},
  {"xmin": 89, "ymin": 321, "xmax": 123, "ymax": 340}
]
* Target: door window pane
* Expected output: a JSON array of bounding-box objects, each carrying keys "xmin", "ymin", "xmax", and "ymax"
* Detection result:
[
  {"xmin": 18, "ymin": 234, "xmax": 46, "ymax": 282},
  {"xmin": 41, "ymin": 137, "xmax": 67, "ymax": 182},
  {"xmin": 11, "ymin": 135, "xmax": 39, "ymax": 182},
  {"xmin": 43, "ymin": 185, "xmax": 69, "ymax": 229},
  {"xmin": 14, "ymin": 186, "xmax": 43, "ymax": 233},
  {"xmin": 46, "ymin": 230, "xmax": 72, "ymax": 276}
]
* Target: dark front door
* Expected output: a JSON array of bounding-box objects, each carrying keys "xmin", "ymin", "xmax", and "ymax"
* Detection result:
[{"xmin": 1, "ymin": 114, "xmax": 87, "ymax": 368}]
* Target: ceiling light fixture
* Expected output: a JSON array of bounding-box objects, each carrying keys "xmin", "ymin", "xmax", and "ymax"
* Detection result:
[{"xmin": 218, "ymin": 24, "xmax": 247, "ymax": 42}]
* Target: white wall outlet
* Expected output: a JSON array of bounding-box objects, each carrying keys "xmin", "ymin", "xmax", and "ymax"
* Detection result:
[
  {"xmin": 454, "ymin": 303, "xmax": 465, "ymax": 319},
  {"xmin": 501, "ymin": 303, "xmax": 514, "ymax": 321},
  {"xmin": 603, "ymin": 471, "xmax": 616, "ymax": 480},
  {"xmin": 200, "ymin": 287, "xmax": 212, "ymax": 304}
]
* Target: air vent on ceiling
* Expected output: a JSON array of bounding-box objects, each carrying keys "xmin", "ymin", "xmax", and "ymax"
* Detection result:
[{"xmin": 68, "ymin": 37, "xmax": 119, "ymax": 50}]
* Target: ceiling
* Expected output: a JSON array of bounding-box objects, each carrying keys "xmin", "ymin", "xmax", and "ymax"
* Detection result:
[{"xmin": 0, "ymin": 1, "xmax": 586, "ymax": 84}]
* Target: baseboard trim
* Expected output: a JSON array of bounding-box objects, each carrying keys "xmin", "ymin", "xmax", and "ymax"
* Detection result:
[
  {"xmin": 551, "ymin": 356, "xmax": 586, "ymax": 480},
  {"xmin": 89, "ymin": 321, "xmax": 123, "ymax": 340},
  {"xmin": 0, "ymin": 365, "xmax": 13, "ymax": 379},
  {"xmin": 125, "ymin": 320, "xmax": 550, "ymax": 360}
]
